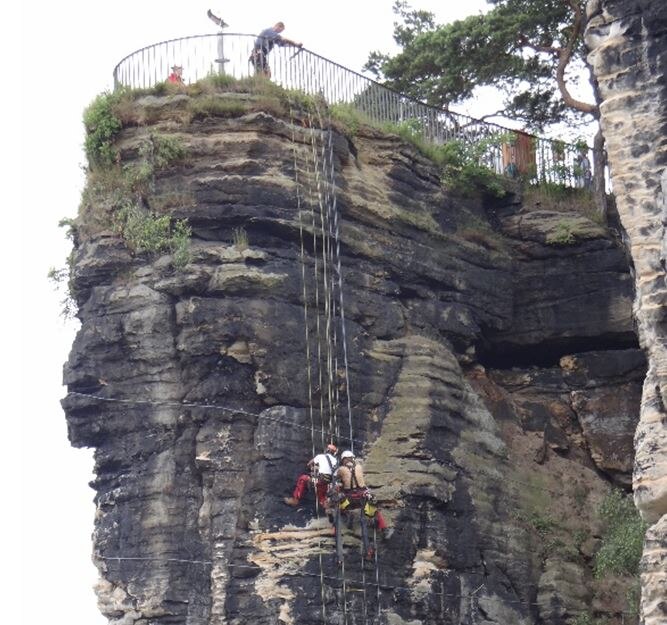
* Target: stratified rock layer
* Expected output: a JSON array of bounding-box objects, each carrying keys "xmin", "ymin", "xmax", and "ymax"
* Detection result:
[
  {"xmin": 586, "ymin": 1, "xmax": 667, "ymax": 623},
  {"xmin": 64, "ymin": 96, "xmax": 641, "ymax": 625}
]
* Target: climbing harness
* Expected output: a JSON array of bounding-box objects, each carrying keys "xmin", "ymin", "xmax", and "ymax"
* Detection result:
[{"xmin": 337, "ymin": 486, "xmax": 377, "ymax": 562}]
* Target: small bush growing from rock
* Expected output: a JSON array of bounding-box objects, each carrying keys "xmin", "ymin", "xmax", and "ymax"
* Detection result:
[
  {"xmin": 329, "ymin": 103, "xmax": 368, "ymax": 136},
  {"xmin": 83, "ymin": 91, "xmax": 123, "ymax": 169},
  {"xmin": 547, "ymin": 220, "xmax": 577, "ymax": 245},
  {"xmin": 378, "ymin": 125, "xmax": 510, "ymax": 198},
  {"xmin": 188, "ymin": 97, "xmax": 246, "ymax": 120},
  {"xmin": 435, "ymin": 137, "xmax": 508, "ymax": 198},
  {"xmin": 233, "ymin": 226, "xmax": 249, "ymax": 250},
  {"xmin": 148, "ymin": 133, "xmax": 187, "ymax": 169},
  {"xmin": 114, "ymin": 202, "xmax": 191, "ymax": 267},
  {"xmin": 594, "ymin": 489, "xmax": 647, "ymax": 578}
]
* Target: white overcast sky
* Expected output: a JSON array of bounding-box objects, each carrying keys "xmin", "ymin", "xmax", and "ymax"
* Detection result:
[{"xmin": 13, "ymin": 2, "xmax": 494, "ymax": 624}]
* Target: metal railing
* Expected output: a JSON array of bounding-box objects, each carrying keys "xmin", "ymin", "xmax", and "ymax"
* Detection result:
[{"xmin": 113, "ymin": 33, "xmax": 596, "ymax": 189}]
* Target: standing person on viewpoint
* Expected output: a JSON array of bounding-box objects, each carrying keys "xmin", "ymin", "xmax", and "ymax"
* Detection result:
[{"xmin": 250, "ymin": 22, "xmax": 302, "ymax": 78}]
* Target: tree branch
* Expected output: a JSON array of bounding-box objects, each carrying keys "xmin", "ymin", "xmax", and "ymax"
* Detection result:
[
  {"xmin": 555, "ymin": 0, "xmax": 598, "ymax": 114},
  {"xmin": 477, "ymin": 109, "xmax": 510, "ymax": 122},
  {"xmin": 518, "ymin": 34, "xmax": 559, "ymax": 55},
  {"xmin": 519, "ymin": 35, "xmax": 561, "ymax": 56}
]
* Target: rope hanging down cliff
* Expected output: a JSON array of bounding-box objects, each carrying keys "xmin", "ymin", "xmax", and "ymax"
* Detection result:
[
  {"xmin": 287, "ymin": 92, "xmax": 386, "ymax": 623},
  {"xmin": 289, "ymin": 94, "xmax": 355, "ymax": 625},
  {"xmin": 289, "ymin": 97, "xmax": 330, "ymax": 625},
  {"xmin": 310, "ymin": 100, "xmax": 374, "ymax": 623},
  {"xmin": 310, "ymin": 100, "xmax": 382, "ymax": 620},
  {"xmin": 290, "ymin": 90, "xmax": 383, "ymax": 624}
]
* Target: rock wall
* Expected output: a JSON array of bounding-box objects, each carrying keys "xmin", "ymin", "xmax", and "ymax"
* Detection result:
[
  {"xmin": 64, "ymin": 91, "xmax": 642, "ymax": 625},
  {"xmin": 585, "ymin": 1, "xmax": 667, "ymax": 623}
]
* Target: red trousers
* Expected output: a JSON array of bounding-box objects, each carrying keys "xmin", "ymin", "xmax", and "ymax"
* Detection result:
[
  {"xmin": 292, "ymin": 474, "xmax": 329, "ymax": 507},
  {"xmin": 374, "ymin": 510, "xmax": 388, "ymax": 530}
]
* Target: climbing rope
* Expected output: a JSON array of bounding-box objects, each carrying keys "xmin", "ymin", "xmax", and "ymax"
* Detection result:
[
  {"xmin": 308, "ymin": 105, "xmax": 355, "ymax": 625},
  {"xmin": 289, "ymin": 97, "xmax": 328, "ymax": 624},
  {"xmin": 314, "ymin": 103, "xmax": 354, "ymax": 453},
  {"xmin": 305, "ymin": 106, "xmax": 338, "ymax": 445},
  {"xmin": 302, "ymin": 119, "xmax": 329, "ymax": 449},
  {"xmin": 313, "ymin": 107, "xmax": 342, "ymax": 445},
  {"xmin": 310, "ymin": 96, "xmax": 378, "ymax": 624},
  {"xmin": 289, "ymin": 94, "xmax": 354, "ymax": 625},
  {"xmin": 311, "ymin": 101, "xmax": 366, "ymax": 622}
]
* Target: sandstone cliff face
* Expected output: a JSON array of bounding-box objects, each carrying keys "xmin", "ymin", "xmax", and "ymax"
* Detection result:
[
  {"xmin": 64, "ymin": 94, "xmax": 642, "ymax": 625},
  {"xmin": 585, "ymin": 1, "xmax": 667, "ymax": 623}
]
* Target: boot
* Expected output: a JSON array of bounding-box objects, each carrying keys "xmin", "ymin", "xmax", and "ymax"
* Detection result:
[{"xmin": 283, "ymin": 496, "xmax": 299, "ymax": 507}]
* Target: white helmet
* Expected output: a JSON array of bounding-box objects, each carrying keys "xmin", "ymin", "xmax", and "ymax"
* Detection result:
[{"xmin": 340, "ymin": 450, "xmax": 355, "ymax": 460}]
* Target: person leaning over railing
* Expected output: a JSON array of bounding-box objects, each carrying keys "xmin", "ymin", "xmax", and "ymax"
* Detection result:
[{"xmin": 250, "ymin": 21, "xmax": 302, "ymax": 78}]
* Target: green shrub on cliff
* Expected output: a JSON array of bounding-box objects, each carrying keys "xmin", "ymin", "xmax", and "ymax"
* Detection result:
[
  {"xmin": 435, "ymin": 137, "xmax": 507, "ymax": 198},
  {"xmin": 83, "ymin": 91, "xmax": 123, "ymax": 169},
  {"xmin": 48, "ymin": 218, "xmax": 79, "ymax": 318},
  {"xmin": 232, "ymin": 226, "xmax": 249, "ymax": 250},
  {"xmin": 547, "ymin": 220, "xmax": 577, "ymax": 245},
  {"xmin": 594, "ymin": 489, "xmax": 647, "ymax": 578},
  {"xmin": 330, "ymin": 103, "xmax": 368, "ymax": 136},
  {"xmin": 47, "ymin": 256, "xmax": 77, "ymax": 319},
  {"xmin": 523, "ymin": 183, "xmax": 599, "ymax": 221},
  {"xmin": 146, "ymin": 133, "xmax": 187, "ymax": 169},
  {"xmin": 188, "ymin": 97, "xmax": 246, "ymax": 120},
  {"xmin": 128, "ymin": 133, "xmax": 188, "ymax": 188},
  {"xmin": 114, "ymin": 203, "xmax": 191, "ymax": 268},
  {"xmin": 377, "ymin": 123, "xmax": 509, "ymax": 198}
]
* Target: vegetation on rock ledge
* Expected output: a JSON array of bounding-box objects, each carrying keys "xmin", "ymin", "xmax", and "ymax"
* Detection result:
[{"xmin": 594, "ymin": 489, "xmax": 646, "ymax": 579}]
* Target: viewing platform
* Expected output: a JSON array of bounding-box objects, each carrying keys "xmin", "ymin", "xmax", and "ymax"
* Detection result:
[{"xmin": 114, "ymin": 33, "xmax": 595, "ymax": 189}]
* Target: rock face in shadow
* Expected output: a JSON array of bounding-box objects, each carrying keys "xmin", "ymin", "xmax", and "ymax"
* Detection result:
[
  {"xmin": 586, "ymin": 1, "xmax": 667, "ymax": 623},
  {"xmin": 63, "ymin": 97, "xmax": 642, "ymax": 625}
]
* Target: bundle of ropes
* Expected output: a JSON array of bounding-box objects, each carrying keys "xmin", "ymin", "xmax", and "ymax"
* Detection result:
[{"xmin": 288, "ymin": 93, "xmax": 383, "ymax": 624}]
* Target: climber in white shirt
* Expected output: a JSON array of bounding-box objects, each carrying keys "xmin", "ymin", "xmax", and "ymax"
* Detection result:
[{"xmin": 284, "ymin": 443, "xmax": 338, "ymax": 509}]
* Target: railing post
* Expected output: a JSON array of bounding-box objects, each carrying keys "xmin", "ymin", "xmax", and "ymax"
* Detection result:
[{"xmin": 217, "ymin": 28, "xmax": 229, "ymax": 75}]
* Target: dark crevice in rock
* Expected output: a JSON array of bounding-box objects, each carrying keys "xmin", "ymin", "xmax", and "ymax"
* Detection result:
[{"xmin": 478, "ymin": 332, "xmax": 640, "ymax": 369}]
